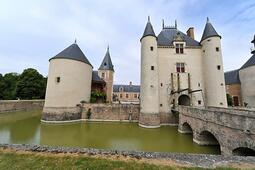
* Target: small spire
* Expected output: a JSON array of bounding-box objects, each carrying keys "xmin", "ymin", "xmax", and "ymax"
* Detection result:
[
  {"xmin": 206, "ymin": 17, "xmax": 209, "ymax": 23},
  {"xmin": 175, "ymin": 20, "xmax": 177, "ymax": 29},
  {"xmin": 107, "ymin": 44, "xmax": 109, "ymax": 51},
  {"xmin": 148, "ymin": 16, "xmax": 150, "ymax": 22},
  {"xmin": 74, "ymin": 38, "xmax": 77, "ymax": 44},
  {"xmin": 162, "ymin": 19, "xmax": 165, "ymax": 29}
]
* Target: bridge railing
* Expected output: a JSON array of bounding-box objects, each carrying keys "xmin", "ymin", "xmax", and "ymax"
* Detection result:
[{"xmin": 177, "ymin": 105, "xmax": 255, "ymax": 134}]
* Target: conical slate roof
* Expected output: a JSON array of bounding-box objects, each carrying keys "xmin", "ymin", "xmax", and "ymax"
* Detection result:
[
  {"xmin": 240, "ymin": 54, "xmax": 255, "ymax": 70},
  {"xmin": 98, "ymin": 47, "xmax": 114, "ymax": 71},
  {"xmin": 201, "ymin": 18, "xmax": 221, "ymax": 42},
  {"xmin": 141, "ymin": 17, "xmax": 156, "ymax": 40},
  {"xmin": 50, "ymin": 43, "xmax": 93, "ymax": 67}
]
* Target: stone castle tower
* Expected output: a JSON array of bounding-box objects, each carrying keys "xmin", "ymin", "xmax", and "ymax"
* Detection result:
[
  {"xmin": 201, "ymin": 18, "xmax": 227, "ymax": 107},
  {"xmin": 139, "ymin": 17, "xmax": 227, "ymax": 128},
  {"xmin": 98, "ymin": 46, "xmax": 114, "ymax": 103},
  {"xmin": 139, "ymin": 17, "xmax": 160, "ymax": 128},
  {"xmin": 43, "ymin": 42, "xmax": 93, "ymax": 121}
]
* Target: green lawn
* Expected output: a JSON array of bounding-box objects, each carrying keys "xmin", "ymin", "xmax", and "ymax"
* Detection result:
[{"xmin": 0, "ymin": 150, "xmax": 238, "ymax": 170}]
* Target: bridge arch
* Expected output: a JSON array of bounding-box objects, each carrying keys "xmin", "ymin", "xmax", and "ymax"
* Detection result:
[
  {"xmin": 178, "ymin": 95, "xmax": 190, "ymax": 106},
  {"xmin": 232, "ymin": 147, "xmax": 255, "ymax": 156},
  {"xmin": 194, "ymin": 130, "xmax": 221, "ymax": 146},
  {"xmin": 179, "ymin": 122, "xmax": 193, "ymax": 134}
]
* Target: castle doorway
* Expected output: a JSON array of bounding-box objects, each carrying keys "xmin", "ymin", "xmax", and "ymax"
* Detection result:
[{"xmin": 178, "ymin": 95, "xmax": 190, "ymax": 106}]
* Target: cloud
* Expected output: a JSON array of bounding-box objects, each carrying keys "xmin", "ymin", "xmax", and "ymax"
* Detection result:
[{"xmin": 0, "ymin": 0, "xmax": 254, "ymax": 84}]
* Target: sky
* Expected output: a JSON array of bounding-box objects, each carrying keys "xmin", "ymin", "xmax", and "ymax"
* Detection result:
[{"xmin": 0, "ymin": 0, "xmax": 254, "ymax": 85}]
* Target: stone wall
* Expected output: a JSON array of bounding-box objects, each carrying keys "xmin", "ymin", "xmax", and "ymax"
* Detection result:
[
  {"xmin": 178, "ymin": 106, "xmax": 255, "ymax": 155},
  {"xmin": 0, "ymin": 100, "xmax": 44, "ymax": 113},
  {"xmin": 81, "ymin": 103, "xmax": 139, "ymax": 122}
]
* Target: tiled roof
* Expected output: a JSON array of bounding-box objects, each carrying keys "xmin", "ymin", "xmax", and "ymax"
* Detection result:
[
  {"xmin": 50, "ymin": 43, "xmax": 92, "ymax": 67},
  {"xmin": 99, "ymin": 47, "xmax": 114, "ymax": 71},
  {"xmin": 224, "ymin": 69, "xmax": 240, "ymax": 85},
  {"xmin": 201, "ymin": 18, "xmax": 221, "ymax": 42},
  {"xmin": 240, "ymin": 54, "xmax": 255, "ymax": 70},
  {"xmin": 92, "ymin": 71, "xmax": 105, "ymax": 84},
  {"xmin": 113, "ymin": 84, "xmax": 140, "ymax": 93},
  {"xmin": 157, "ymin": 28, "xmax": 200, "ymax": 46}
]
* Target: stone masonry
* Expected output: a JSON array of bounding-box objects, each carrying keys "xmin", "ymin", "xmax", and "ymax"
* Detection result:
[{"xmin": 178, "ymin": 106, "xmax": 255, "ymax": 155}]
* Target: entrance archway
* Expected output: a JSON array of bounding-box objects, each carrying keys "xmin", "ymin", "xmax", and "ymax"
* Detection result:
[{"xmin": 178, "ymin": 95, "xmax": 190, "ymax": 106}]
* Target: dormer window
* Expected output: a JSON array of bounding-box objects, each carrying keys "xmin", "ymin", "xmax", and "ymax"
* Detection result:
[
  {"xmin": 104, "ymin": 62, "xmax": 107, "ymax": 66},
  {"xmin": 119, "ymin": 87, "xmax": 124, "ymax": 92},
  {"xmin": 102, "ymin": 73, "xmax": 105, "ymax": 78},
  {"xmin": 176, "ymin": 44, "xmax": 184, "ymax": 54}
]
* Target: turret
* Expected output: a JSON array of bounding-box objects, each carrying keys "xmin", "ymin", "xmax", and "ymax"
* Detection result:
[
  {"xmin": 42, "ymin": 41, "xmax": 93, "ymax": 121},
  {"xmin": 98, "ymin": 46, "xmax": 114, "ymax": 103},
  {"xmin": 239, "ymin": 35, "xmax": 255, "ymax": 107},
  {"xmin": 139, "ymin": 17, "xmax": 160, "ymax": 128},
  {"xmin": 201, "ymin": 18, "xmax": 227, "ymax": 107}
]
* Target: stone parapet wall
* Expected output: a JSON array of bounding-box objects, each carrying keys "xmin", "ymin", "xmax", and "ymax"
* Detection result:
[
  {"xmin": 178, "ymin": 106, "xmax": 255, "ymax": 155},
  {"xmin": 0, "ymin": 100, "xmax": 44, "ymax": 113},
  {"xmin": 82, "ymin": 103, "xmax": 140, "ymax": 121},
  {"xmin": 178, "ymin": 106, "xmax": 255, "ymax": 133}
]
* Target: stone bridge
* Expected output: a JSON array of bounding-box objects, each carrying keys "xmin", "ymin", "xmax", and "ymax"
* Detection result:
[{"xmin": 177, "ymin": 106, "xmax": 255, "ymax": 156}]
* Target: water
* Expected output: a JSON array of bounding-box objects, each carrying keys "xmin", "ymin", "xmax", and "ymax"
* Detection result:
[{"xmin": 0, "ymin": 110, "xmax": 220, "ymax": 154}]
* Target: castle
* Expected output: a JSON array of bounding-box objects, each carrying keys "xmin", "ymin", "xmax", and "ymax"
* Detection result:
[
  {"xmin": 139, "ymin": 17, "xmax": 227, "ymax": 128},
  {"xmin": 42, "ymin": 42, "xmax": 114, "ymax": 121},
  {"xmin": 225, "ymin": 35, "xmax": 255, "ymax": 107}
]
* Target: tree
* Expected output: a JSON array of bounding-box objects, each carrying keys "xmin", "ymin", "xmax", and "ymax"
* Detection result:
[
  {"xmin": 226, "ymin": 94, "xmax": 233, "ymax": 106},
  {"xmin": 0, "ymin": 73, "xmax": 19, "ymax": 100},
  {"xmin": 16, "ymin": 68, "xmax": 46, "ymax": 99}
]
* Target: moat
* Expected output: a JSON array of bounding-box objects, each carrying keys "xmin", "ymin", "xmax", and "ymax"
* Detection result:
[{"xmin": 0, "ymin": 110, "xmax": 220, "ymax": 154}]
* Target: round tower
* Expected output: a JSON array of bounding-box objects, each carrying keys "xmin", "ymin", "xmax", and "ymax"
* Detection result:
[
  {"xmin": 42, "ymin": 42, "xmax": 93, "ymax": 121},
  {"xmin": 139, "ymin": 17, "xmax": 160, "ymax": 128},
  {"xmin": 239, "ymin": 35, "xmax": 255, "ymax": 107},
  {"xmin": 201, "ymin": 18, "xmax": 227, "ymax": 107},
  {"xmin": 98, "ymin": 46, "xmax": 114, "ymax": 103}
]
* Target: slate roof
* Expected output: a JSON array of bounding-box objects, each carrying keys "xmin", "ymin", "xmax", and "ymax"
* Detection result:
[
  {"xmin": 50, "ymin": 43, "xmax": 93, "ymax": 67},
  {"xmin": 141, "ymin": 17, "xmax": 156, "ymax": 40},
  {"xmin": 224, "ymin": 69, "xmax": 240, "ymax": 85},
  {"xmin": 157, "ymin": 28, "xmax": 200, "ymax": 46},
  {"xmin": 240, "ymin": 54, "xmax": 255, "ymax": 70},
  {"xmin": 99, "ymin": 47, "xmax": 114, "ymax": 71},
  {"xmin": 201, "ymin": 18, "xmax": 221, "ymax": 42},
  {"xmin": 113, "ymin": 85, "xmax": 140, "ymax": 93},
  {"xmin": 92, "ymin": 71, "xmax": 105, "ymax": 84}
]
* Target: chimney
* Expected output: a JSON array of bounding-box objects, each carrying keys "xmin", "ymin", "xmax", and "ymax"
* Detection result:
[
  {"xmin": 129, "ymin": 81, "xmax": 132, "ymax": 86},
  {"xmin": 186, "ymin": 27, "xmax": 195, "ymax": 39}
]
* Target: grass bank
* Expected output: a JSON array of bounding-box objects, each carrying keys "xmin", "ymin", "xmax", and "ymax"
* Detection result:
[{"xmin": 0, "ymin": 149, "xmax": 243, "ymax": 170}]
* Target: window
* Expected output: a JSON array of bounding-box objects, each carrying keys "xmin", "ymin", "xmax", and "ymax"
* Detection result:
[
  {"xmin": 176, "ymin": 63, "xmax": 185, "ymax": 73},
  {"xmin": 216, "ymin": 47, "xmax": 219, "ymax": 52},
  {"xmin": 151, "ymin": 66, "xmax": 154, "ymax": 70},
  {"xmin": 175, "ymin": 44, "xmax": 184, "ymax": 54},
  {"xmin": 198, "ymin": 83, "xmax": 200, "ymax": 87},
  {"xmin": 126, "ymin": 94, "xmax": 129, "ymax": 98},
  {"xmin": 160, "ymin": 83, "xmax": 163, "ymax": 87},
  {"xmin": 104, "ymin": 62, "xmax": 107, "ymax": 66},
  {"xmin": 134, "ymin": 94, "xmax": 137, "ymax": 98},
  {"xmin": 160, "ymin": 104, "xmax": 163, "ymax": 107},
  {"xmin": 102, "ymin": 73, "xmax": 105, "ymax": 78},
  {"xmin": 56, "ymin": 77, "xmax": 60, "ymax": 83},
  {"xmin": 120, "ymin": 94, "xmax": 122, "ymax": 98},
  {"xmin": 217, "ymin": 65, "xmax": 221, "ymax": 70},
  {"xmin": 198, "ymin": 100, "xmax": 201, "ymax": 105},
  {"xmin": 150, "ymin": 46, "xmax": 153, "ymax": 51}
]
